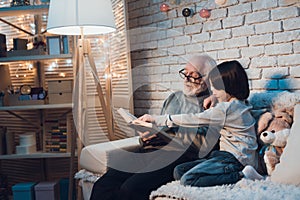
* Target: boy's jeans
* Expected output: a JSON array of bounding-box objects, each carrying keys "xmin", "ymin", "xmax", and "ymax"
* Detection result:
[{"xmin": 174, "ymin": 150, "xmax": 244, "ymax": 187}]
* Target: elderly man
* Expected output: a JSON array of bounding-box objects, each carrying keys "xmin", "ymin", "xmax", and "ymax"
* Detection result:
[{"xmin": 90, "ymin": 55, "xmax": 220, "ymax": 200}]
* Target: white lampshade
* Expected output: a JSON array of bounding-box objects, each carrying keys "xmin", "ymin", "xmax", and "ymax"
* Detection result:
[{"xmin": 47, "ymin": 0, "xmax": 116, "ymax": 35}]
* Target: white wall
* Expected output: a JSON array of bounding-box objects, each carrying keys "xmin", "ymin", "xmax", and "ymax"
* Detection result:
[{"xmin": 126, "ymin": 0, "xmax": 300, "ymax": 116}]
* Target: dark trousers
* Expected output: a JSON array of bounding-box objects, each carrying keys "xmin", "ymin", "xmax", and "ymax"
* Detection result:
[{"xmin": 90, "ymin": 152, "xmax": 193, "ymax": 200}]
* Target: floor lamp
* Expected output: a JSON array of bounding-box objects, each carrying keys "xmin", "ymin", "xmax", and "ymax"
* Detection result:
[{"xmin": 46, "ymin": 0, "xmax": 116, "ymax": 199}]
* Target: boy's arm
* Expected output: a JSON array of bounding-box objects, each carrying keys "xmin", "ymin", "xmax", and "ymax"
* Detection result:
[{"xmin": 154, "ymin": 103, "xmax": 226, "ymax": 128}]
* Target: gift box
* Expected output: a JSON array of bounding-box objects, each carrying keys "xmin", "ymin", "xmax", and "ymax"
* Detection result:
[
  {"xmin": 34, "ymin": 181, "xmax": 59, "ymax": 200},
  {"xmin": 12, "ymin": 182, "xmax": 36, "ymax": 200}
]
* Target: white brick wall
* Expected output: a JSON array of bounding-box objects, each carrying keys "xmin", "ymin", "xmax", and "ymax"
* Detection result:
[
  {"xmin": 249, "ymin": 34, "xmax": 273, "ymax": 46},
  {"xmin": 232, "ymin": 25, "xmax": 255, "ymax": 37},
  {"xmin": 224, "ymin": 37, "xmax": 248, "ymax": 49},
  {"xmin": 245, "ymin": 11, "xmax": 270, "ymax": 24},
  {"xmin": 228, "ymin": 3, "xmax": 252, "ymax": 16},
  {"xmin": 128, "ymin": 0, "xmax": 300, "ymax": 113},
  {"xmin": 262, "ymin": 67, "xmax": 289, "ymax": 79},
  {"xmin": 274, "ymin": 31, "xmax": 300, "ymax": 43},
  {"xmin": 283, "ymin": 17, "xmax": 300, "ymax": 31},
  {"xmin": 255, "ymin": 21, "xmax": 282, "ymax": 34},
  {"xmin": 291, "ymin": 66, "xmax": 300, "ymax": 78},
  {"xmin": 265, "ymin": 43, "xmax": 293, "ymax": 56},
  {"xmin": 241, "ymin": 46, "xmax": 264, "ymax": 58},
  {"xmin": 294, "ymin": 41, "xmax": 300, "ymax": 53},
  {"xmin": 223, "ymin": 16, "xmax": 244, "ymax": 28},
  {"xmin": 271, "ymin": 7, "xmax": 298, "ymax": 21}
]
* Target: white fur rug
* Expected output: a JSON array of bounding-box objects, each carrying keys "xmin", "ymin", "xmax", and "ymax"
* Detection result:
[{"xmin": 150, "ymin": 179, "xmax": 300, "ymax": 200}]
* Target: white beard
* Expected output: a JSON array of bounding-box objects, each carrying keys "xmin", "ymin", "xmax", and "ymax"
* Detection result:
[{"xmin": 183, "ymin": 82, "xmax": 203, "ymax": 97}]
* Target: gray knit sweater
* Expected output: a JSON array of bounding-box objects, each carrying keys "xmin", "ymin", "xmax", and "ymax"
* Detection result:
[
  {"xmin": 154, "ymin": 100, "xmax": 258, "ymax": 167},
  {"xmin": 143, "ymin": 90, "xmax": 220, "ymax": 159}
]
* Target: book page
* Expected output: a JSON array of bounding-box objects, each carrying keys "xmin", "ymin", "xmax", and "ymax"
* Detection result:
[
  {"xmin": 117, "ymin": 108, "xmax": 156, "ymax": 131},
  {"xmin": 117, "ymin": 108, "xmax": 183, "ymax": 146},
  {"xmin": 117, "ymin": 108, "xmax": 137, "ymax": 123}
]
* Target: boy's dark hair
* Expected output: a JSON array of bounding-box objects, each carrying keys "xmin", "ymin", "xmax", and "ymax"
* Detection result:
[{"xmin": 208, "ymin": 60, "xmax": 249, "ymax": 100}]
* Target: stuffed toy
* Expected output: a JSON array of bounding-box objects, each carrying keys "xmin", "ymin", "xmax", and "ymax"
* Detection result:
[
  {"xmin": 259, "ymin": 126, "xmax": 290, "ymax": 175},
  {"xmin": 257, "ymin": 91, "xmax": 299, "ymax": 175}
]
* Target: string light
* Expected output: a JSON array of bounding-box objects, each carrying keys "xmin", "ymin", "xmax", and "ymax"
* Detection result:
[
  {"xmin": 59, "ymin": 73, "xmax": 66, "ymax": 77},
  {"xmin": 48, "ymin": 61, "xmax": 58, "ymax": 71},
  {"xmin": 27, "ymin": 63, "xmax": 33, "ymax": 70},
  {"xmin": 215, "ymin": 0, "xmax": 227, "ymax": 6},
  {"xmin": 66, "ymin": 59, "xmax": 72, "ymax": 64},
  {"xmin": 160, "ymin": 3, "xmax": 170, "ymax": 12},
  {"xmin": 199, "ymin": 8, "xmax": 211, "ymax": 18},
  {"xmin": 104, "ymin": 73, "xmax": 111, "ymax": 79},
  {"xmin": 30, "ymin": 23, "xmax": 35, "ymax": 29}
]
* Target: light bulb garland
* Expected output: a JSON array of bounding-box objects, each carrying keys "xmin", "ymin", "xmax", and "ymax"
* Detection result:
[
  {"xmin": 215, "ymin": 0, "xmax": 227, "ymax": 6},
  {"xmin": 13, "ymin": 61, "xmax": 69, "ymax": 79},
  {"xmin": 14, "ymin": 63, "xmax": 34, "ymax": 78},
  {"xmin": 199, "ymin": 8, "xmax": 211, "ymax": 18},
  {"xmin": 160, "ymin": 0, "xmax": 227, "ymax": 19},
  {"xmin": 160, "ymin": 3, "xmax": 170, "ymax": 12}
]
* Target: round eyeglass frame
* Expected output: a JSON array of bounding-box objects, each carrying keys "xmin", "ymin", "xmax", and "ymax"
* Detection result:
[{"xmin": 178, "ymin": 69, "xmax": 204, "ymax": 83}]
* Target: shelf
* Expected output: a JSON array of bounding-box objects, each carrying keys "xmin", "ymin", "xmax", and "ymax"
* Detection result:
[
  {"xmin": 0, "ymin": 5, "xmax": 49, "ymax": 17},
  {"xmin": 0, "ymin": 54, "xmax": 72, "ymax": 63},
  {"xmin": 0, "ymin": 4, "xmax": 76, "ymax": 195},
  {"xmin": 0, "ymin": 152, "xmax": 73, "ymax": 160},
  {"xmin": 0, "ymin": 103, "xmax": 73, "ymax": 111}
]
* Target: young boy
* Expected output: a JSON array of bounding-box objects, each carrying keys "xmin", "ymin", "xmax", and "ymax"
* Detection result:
[{"xmin": 138, "ymin": 60, "xmax": 263, "ymax": 187}]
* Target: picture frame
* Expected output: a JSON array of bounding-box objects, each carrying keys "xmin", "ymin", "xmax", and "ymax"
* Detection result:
[{"xmin": 47, "ymin": 36, "xmax": 62, "ymax": 55}]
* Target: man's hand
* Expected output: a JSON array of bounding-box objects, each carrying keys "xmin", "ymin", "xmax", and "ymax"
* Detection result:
[
  {"xmin": 136, "ymin": 114, "xmax": 156, "ymax": 142},
  {"xmin": 138, "ymin": 131, "xmax": 157, "ymax": 142},
  {"xmin": 203, "ymin": 94, "xmax": 217, "ymax": 109}
]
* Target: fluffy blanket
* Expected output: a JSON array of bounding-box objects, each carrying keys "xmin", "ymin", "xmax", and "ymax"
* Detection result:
[{"xmin": 150, "ymin": 179, "xmax": 300, "ymax": 200}]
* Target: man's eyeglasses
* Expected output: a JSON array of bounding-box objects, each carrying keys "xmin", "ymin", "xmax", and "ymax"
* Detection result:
[{"xmin": 179, "ymin": 69, "xmax": 204, "ymax": 83}]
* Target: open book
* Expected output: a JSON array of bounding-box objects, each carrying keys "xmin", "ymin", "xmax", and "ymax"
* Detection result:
[{"xmin": 117, "ymin": 108, "xmax": 182, "ymax": 146}]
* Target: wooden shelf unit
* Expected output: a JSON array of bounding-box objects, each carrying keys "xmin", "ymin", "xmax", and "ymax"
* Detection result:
[
  {"xmin": 0, "ymin": 103, "xmax": 73, "ymax": 111},
  {"xmin": 0, "ymin": 5, "xmax": 77, "ymax": 199},
  {"xmin": 0, "ymin": 152, "xmax": 72, "ymax": 160},
  {"xmin": 0, "ymin": 54, "xmax": 72, "ymax": 63},
  {"xmin": 0, "ymin": 103, "xmax": 73, "ymax": 155},
  {"xmin": 0, "ymin": 5, "xmax": 49, "ymax": 17}
]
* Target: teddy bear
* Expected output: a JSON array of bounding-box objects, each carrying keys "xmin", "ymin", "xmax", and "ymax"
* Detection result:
[
  {"xmin": 259, "ymin": 126, "xmax": 290, "ymax": 175},
  {"xmin": 256, "ymin": 91, "xmax": 299, "ymax": 175}
]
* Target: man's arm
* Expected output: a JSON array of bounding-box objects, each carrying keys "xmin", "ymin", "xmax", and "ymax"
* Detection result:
[{"xmin": 160, "ymin": 92, "xmax": 181, "ymax": 115}]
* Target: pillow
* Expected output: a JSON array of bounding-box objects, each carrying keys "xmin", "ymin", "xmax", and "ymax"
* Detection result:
[{"xmin": 271, "ymin": 104, "xmax": 300, "ymax": 186}]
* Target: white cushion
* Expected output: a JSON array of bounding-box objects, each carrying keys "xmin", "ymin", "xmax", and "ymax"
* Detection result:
[
  {"xmin": 271, "ymin": 104, "xmax": 300, "ymax": 186},
  {"xmin": 79, "ymin": 136, "xmax": 141, "ymax": 174}
]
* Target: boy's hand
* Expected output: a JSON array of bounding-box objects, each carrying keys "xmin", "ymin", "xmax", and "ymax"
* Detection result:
[
  {"xmin": 137, "ymin": 114, "xmax": 155, "ymax": 123},
  {"xmin": 203, "ymin": 95, "xmax": 217, "ymax": 109}
]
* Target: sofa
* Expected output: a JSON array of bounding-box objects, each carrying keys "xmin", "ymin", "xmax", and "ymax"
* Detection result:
[{"xmin": 76, "ymin": 92, "xmax": 300, "ymax": 200}]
